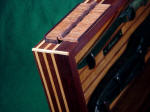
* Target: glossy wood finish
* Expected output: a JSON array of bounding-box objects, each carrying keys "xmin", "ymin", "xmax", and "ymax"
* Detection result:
[
  {"xmin": 32, "ymin": 41, "xmax": 87, "ymax": 112},
  {"xmin": 79, "ymin": 1, "xmax": 150, "ymax": 103},
  {"xmin": 32, "ymin": 0, "xmax": 150, "ymax": 111},
  {"xmin": 74, "ymin": 0, "xmax": 129, "ymax": 63},
  {"xmin": 45, "ymin": 2, "xmax": 110, "ymax": 43}
]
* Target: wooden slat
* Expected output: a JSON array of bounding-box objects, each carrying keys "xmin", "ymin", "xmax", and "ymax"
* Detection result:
[
  {"xmin": 45, "ymin": 2, "xmax": 93, "ymax": 42},
  {"xmin": 84, "ymin": 42, "xmax": 128, "ymax": 103},
  {"xmin": 75, "ymin": 16, "xmax": 113, "ymax": 63},
  {"xmin": 63, "ymin": 4, "xmax": 110, "ymax": 42},
  {"xmin": 74, "ymin": 0, "xmax": 128, "ymax": 63},
  {"xmin": 78, "ymin": 2, "xmax": 150, "ymax": 102},
  {"xmin": 45, "ymin": 3, "xmax": 111, "ymax": 43}
]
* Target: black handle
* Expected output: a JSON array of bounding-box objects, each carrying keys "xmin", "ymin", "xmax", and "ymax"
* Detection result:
[{"xmin": 77, "ymin": 0, "xmax": 148, "ymax": 69}]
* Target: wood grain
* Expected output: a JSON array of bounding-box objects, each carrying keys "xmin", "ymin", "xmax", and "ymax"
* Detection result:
[
  {"xmin": 46, "ymin": 3, "xmax": 110, "ymax": 43},
  {"xmin": 32, "ymin": 0, "xmax": 150, "ymax": 111},
  {"xmin": 77, "ymin": 1, "xmax": 150, "ymax": 103}
]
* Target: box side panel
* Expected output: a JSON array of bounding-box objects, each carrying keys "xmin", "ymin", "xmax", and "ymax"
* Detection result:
[{"xmin": 32, "ymin": 40, "xmax": 87, "ymax": 112}]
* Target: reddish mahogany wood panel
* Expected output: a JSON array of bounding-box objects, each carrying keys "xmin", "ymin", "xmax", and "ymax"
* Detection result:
[
  {"xmin": 54, "ymin": 54, "xmax": 88, "ymax": 112},
  {"xmin": 46, "ymin": 53, "xmax": 67, "ymax": 112}
]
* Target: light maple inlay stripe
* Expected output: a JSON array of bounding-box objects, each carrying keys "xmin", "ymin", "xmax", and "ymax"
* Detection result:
[
  {"xmin": 43, "ymin": 53, "xmax": 62, "ymax": 112},
  {"xmin": 42, "ymin": 44, "xmax": 62, "ymax": 112},
  {"xmin": 34, "ymin": 52, "xmax": 55, "ymax": 112},
  {"xmin": 36, "ymin": 40, "xmax": 45, "ymax": 48},
  {"xmin": 32, "ymin": 48, "xmax": 69, "ymax": 55},
  {"xmin": 51, "ymin": 48, "xmax": 70, "ymax": 112},
  {"xmin": 51, "ymin": 54, "xmax": 69, "ymax": 112},
  {"xmin": 33, "ymin": 38, "xmax": 70, "ymax": 111}
]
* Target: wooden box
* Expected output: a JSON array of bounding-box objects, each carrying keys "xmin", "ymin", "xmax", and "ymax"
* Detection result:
[{"xmin": 32, "ymin": 0, "xmax": 150, "ymax": 111}]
